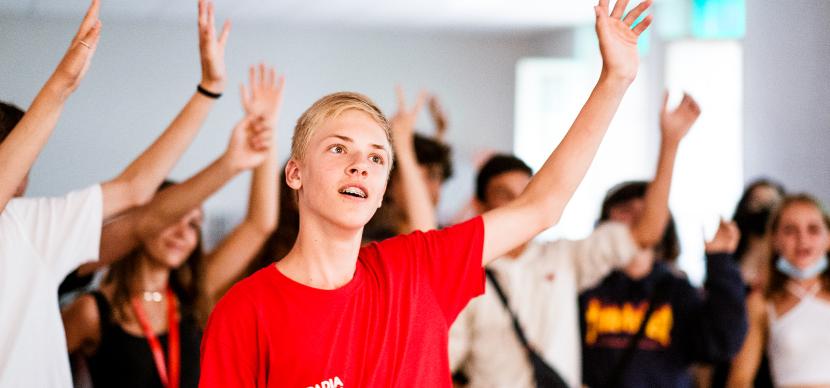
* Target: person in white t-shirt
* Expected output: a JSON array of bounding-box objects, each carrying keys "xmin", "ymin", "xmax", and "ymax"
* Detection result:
[
  {"xmin": 0, "ymin": 1, "xmax": 232, "ymax": 386},
  {"xmin": 449, "ymin": 93, "xmax": 701, "ymax": 388}
]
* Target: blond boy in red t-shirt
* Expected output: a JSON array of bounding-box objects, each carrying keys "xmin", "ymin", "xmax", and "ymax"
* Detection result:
[{"xmin": 199, "ymin": 1, "xmax": 654, "ymax": 386}]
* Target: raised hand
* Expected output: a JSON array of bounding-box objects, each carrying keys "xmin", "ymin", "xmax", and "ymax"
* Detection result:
[
  {"xmin": 660, "ymin": 91, "xmax": 701, "ymax": 144},
  {"xmin": 705, "ymin": 220, "xmax": 741, "ymax": 254},
  {"xmin": 387, "ymin": 86, "xmax": 436, "ymax": 232},
  {"xmin": 390, "ymin": 86, "xmax": 427, "ymax": 152},
  {"xmin": 50, "ymin": 0, "xmax": 102, "ymax": 94},
  {"xmin": 595, "ymin": 0, "xmax": 653, "ymax": 83},
  {"xmin": 224, "ymin": 116, "xmax": 272, "ymax": 172},
  {"xmin": 428, "ymin": 94, "xmax": 448, "ymax": 141},
  {"xmin": 198, "ymin": 0, "xmax": 231, "ymax": 93},
  {"xmin": 240, "ymin": 64, "xmax": 286, "ymax": 125}
]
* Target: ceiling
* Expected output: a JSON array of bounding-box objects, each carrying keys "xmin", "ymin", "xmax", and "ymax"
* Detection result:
[{"xmin": 2, "ymin": 0, "xmax": 603, "ymax": 30}]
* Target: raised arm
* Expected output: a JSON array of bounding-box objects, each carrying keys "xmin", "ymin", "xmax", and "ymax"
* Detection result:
[
  {"xmin": 428, "ymin": 94, "xmax": 448, "ymax": 141},
  {"xmin": 0, "ymin": 0, "xmax": 100, "ymax": 212},
  {"xmin": 202, "ymin": 64, "xmax": 284, "ymax": 302},
  {"xmin": 95, "ymin": 0, "xmax": 231, "ymax": 267},
  {"xmin": 630, "ymin": 92, "xmax": 700, "ymax": 247},
  {"xmin": 390, "ymin": 87, "xmax": 437, "ymax": 233},
  {"xmin": 481, "ymin": 0, "xmax": 653, "ymax": 265},
  {"xmin": 689, "ymin": 221, "xmax": 749, "ymax": 363},
  {"xmin": 99, "ymin": 0, "xmax": 231, "ymax": 220}
]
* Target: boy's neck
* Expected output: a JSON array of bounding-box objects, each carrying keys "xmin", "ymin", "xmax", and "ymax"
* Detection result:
[{"xmin": 277, "ymin": 215, "xmax": 363, "ymax": 290}]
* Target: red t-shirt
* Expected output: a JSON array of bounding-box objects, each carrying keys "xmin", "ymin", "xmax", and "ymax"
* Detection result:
[{"xmin": 199, "ymin": 216, "xmax": 485, "ymax": 388}]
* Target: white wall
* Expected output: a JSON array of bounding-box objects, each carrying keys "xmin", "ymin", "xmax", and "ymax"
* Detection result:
[
  {"xmin": 0, "ymin": 17, "xmax": 548, "ymax": 237},
  {"xmin": 4, "ymin": 1, "xmax": 829, "ymax": 244},
  {"xmin": 744, "ymin": 0, "xmax": 830, "ymax": 204}
]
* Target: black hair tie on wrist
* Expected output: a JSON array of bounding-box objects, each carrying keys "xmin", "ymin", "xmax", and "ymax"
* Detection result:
[{"xmin": 197, "ymin": 84, "xmax": 222, "ymax": 99}]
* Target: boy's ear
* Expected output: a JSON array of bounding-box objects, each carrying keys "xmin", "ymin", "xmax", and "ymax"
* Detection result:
[{"xmin": 285, "ymin": 159, "xmax": 302, "ymax": 190}]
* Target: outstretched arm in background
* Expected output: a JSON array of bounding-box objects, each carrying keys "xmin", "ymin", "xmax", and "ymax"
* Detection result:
[
  {"xmin": 202, "ymin": 64, "xmax": 284, "ymax": 303},
  {"xmin": 95, "ymin": 0, "xmax": 232, "ymax": 267},
  {"xmin": 0, "ymin": 0, "xmax": 100, "ymax": 213},
  {"xmin": 629, "ymin": 92, "xmax": 701, "ymax": 248},
  {"xmin": 390, "ymin": 87, "xmax": 437, "ymax": 233}
]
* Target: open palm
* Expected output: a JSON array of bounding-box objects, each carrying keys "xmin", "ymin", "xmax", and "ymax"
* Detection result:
[
  {"xmin": 595, "ymin": 0, "xmax": 653, "ymax": 82},
  {"xmin": 660, "ymin": 92, "xmax": 701, "ymax": 143},
  {"xmin": 240, "ymin": 64, "xmax": 285, "ymax": 125},
  {"xmin": 198, "ymin": 0, "xmax": 230, "ymax": 92},
  {"xmin": 390, "ymin": 86, "xmax": 426, "ymax": 147}
]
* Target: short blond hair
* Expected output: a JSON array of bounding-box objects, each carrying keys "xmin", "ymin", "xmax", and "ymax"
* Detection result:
[{"xmin": 290, "ymin": 92, "xmax": 393, "ymax": 166}]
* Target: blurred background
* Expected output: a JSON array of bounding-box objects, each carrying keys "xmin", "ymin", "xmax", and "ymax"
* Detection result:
[{"xmin": 1, "ymin": 0, "xmax": 828, "ymax": 283}]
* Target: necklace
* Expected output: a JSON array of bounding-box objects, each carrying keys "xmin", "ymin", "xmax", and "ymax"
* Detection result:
[
  {"xmin": 143, "ymin": 291, "xmax": 164, "ymax": 302},
  {"xmin": 786, "ymin": 281, "xmax": 821, "ymax": 300}
]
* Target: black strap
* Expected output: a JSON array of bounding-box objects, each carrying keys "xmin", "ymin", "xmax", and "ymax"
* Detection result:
[
  {"xmin": 485, "ymin": 270, "xmax": 569, "ymax": 388},
  {"xmin": 601, "ymin": 274, "xmax": 674, "ymax": 388},
  {"xmin": 87, "ymin": 290, "xmax": 115, "ymax": 349},
  {"xmin": 196, "ymin": 84, "xmax": 222, "ymax": 99},
  {"xmin": 485, "ymin": 270, "xmax": 533, "ymax": 347}
]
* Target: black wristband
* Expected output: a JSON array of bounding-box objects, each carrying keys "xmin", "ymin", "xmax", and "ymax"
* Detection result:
[{"xmin": 197, "ymin": 84, "xmax": 222, "ymax": 99}]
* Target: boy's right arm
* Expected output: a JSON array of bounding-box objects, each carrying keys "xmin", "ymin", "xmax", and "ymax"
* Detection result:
[{"xmin": 0, "ymin": 0, "xmax": 100, "ymax": 213}]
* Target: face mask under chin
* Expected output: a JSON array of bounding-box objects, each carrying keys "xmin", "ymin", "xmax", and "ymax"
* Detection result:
[{"xmin": 776, "ymin": 255, "xmax": 829, "ymax": 280}]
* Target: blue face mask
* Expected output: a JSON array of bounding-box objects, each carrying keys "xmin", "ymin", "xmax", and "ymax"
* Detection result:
[{"xmin": 776, "ymin": 255, "xmax": 829, "ymax": 280}]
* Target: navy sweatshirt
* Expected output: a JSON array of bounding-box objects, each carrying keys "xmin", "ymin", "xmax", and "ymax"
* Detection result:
[{"xmin": 579, "ymin": 253, "xmax": 748, "ymax": 388}]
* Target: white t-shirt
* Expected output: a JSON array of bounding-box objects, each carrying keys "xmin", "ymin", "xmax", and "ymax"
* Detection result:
[
  {"xmin": 449, "ymin": 222, "xmax": 639, "ymax": 388},
  {"xmin": 0, "ymin": 185, "xmax": 103, "ymax": 387}
]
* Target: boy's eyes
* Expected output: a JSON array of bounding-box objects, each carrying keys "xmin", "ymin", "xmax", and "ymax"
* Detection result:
[{"xmin": 327, "ymin": 144, "xmax": 386, "ymax": 165}]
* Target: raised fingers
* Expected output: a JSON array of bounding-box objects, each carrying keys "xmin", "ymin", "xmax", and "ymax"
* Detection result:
[
  {"xmin": 661, "ymin": 90, "xmax": 670, "ymax": 111},
  {"xmin": 78, "ymin": 19, "xmax": 102, "ymax": 50},
  {"xmin": 610, "ymin": 0, "xmax": 630, "ymax": 19},
  {"xmin": 395, "ymin": 85, "xmax": 407, "ymax": 112},
  {"xmin": 623, "ymin": 0, "xmax": 651, "ymax": 26},
  {"xmin": 258, "ymin": 63, "xmax": 267, "ymax": 88},
  {"xmin": 240, "ymin": 84, "xmax": 251, "ymax": 111},
  {"xmin": 207, "ymin": 2, "xmax": 216, "ymax": 37},
  {"xmin": 75, "ymin": 0, "xmax": 100, "ymax": 39},
  {"xmin": 198, "ymin": 0, "xmax": 209, "ymax": 32},
  {"xmin": 412, "ymin": 91, "xmax": 428, "ymax": 115},
  {"xmin": 597, "ymin": 0, "xmax": 610, "ymax": 14},
  {"xmin": 218, "ymin": 20, "xmax": 231, "ymax": 48},
  {"xmin": 267, "ymin": 67, "xmax": 276, "ymax": 89},
  {"xmin": 631, "ymin": 14, "xmax": 653, "ymax": 35},
  {"xmin": 679, "ymin": 93, "xmax": 701, "ymax": 114}
]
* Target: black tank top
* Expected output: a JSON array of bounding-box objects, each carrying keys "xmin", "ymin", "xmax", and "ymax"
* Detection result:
[{"xmin": 86, "ymin": 291, "xmax": 202, "ymax": 388}]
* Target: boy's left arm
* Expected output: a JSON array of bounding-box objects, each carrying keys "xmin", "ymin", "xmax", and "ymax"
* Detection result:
[{"xmin": 482, "ymin": 0, "xmax": 654, "ymax": 266}]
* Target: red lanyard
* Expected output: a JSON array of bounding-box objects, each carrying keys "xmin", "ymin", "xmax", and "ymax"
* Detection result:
[{"xmin": 130, "ymin": 287, "xmax": 180, "ymax": 388}]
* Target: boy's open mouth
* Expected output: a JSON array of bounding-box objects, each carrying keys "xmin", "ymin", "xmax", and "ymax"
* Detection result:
[{"xmin": 339, "ymin": 185, "xmax": 367, "ymax": 199}]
